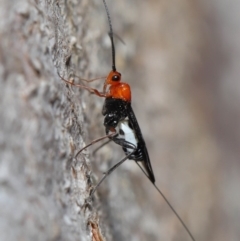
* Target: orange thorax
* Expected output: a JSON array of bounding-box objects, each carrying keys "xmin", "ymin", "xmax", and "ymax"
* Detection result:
[{"xmin": 107, "ymin": 83, "xmax": 131, "ymax": 102}]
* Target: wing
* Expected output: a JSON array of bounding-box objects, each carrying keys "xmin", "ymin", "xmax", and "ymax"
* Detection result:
[{"xmin": 126, "ymin": 104, "xmax": 155, "ymax": 184}]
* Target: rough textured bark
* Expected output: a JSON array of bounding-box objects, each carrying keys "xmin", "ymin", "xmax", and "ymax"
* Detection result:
[
  {"xmin": 0, "ymin": 0, "xmax": 104, "ymax": 240},
  {"xmin": 0, "ymin": 0, "xmax": 239, "ymax": 241}
]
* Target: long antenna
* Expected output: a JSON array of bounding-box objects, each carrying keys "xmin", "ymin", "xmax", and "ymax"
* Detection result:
[{"xmin": 102, "ymin": 0, "xmax": 116, "ymax": 71}]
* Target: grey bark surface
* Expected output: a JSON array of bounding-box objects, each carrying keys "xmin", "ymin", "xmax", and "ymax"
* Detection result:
[
  {"xmin": 0, "ymin": 0, "xmax": 240, "ymax": 241},
  {"xmin": 0, "ymin": 1, "xmax": 105, "ymax": 240}
]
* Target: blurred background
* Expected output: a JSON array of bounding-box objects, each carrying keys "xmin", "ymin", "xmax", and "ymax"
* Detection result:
[
  {"xmin": 0, "ymin": 0, "xmax": 239, "ymax": 241},
  {"xmin": 89, "ymin": 0, "xmax": 240, "ymax": 241}
]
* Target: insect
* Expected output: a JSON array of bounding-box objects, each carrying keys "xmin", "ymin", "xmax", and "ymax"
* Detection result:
[{"xmin": 58, "ymin": 0, "xmax": 195, "ymax": 240}]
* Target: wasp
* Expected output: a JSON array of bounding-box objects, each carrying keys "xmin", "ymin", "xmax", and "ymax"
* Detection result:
[{"xmin": 58, "ymin": 1, "xmax": 195, "ymax": 240}]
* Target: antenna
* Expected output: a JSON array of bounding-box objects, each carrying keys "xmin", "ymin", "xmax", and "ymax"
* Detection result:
[{"xmin": 102, "ymin": 0, "xmax": 116, "ymax": 71}]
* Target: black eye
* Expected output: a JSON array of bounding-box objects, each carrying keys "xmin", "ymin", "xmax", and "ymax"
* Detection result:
[{"xmin": 112, "ymin": 75, "xmax": 120, "ymax": 81}]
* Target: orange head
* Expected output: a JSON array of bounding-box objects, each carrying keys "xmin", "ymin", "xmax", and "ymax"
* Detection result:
[{"xmin": 105, "ymin": 70, "xmax": 122, "ymax": 85}]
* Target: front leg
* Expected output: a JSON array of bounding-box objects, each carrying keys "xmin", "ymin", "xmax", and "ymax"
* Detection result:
[{"xmin": 57, "ymin": 72, "xmax": 107, "ymax": 98}]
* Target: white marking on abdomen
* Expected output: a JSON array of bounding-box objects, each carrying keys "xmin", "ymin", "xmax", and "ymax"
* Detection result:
[{"xmin": 117, "ymin": 120, "xmax": 138, "ymax": 153}]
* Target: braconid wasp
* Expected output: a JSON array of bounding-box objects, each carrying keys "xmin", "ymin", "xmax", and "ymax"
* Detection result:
[{"xmin": 58, "ymin": 0, "xmax": 195, "ymax": 240}]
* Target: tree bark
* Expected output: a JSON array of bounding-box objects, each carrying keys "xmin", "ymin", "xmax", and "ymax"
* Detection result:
[{"xmin": 0, "ymin": 0, "xmax": 106, "ymax": 240}]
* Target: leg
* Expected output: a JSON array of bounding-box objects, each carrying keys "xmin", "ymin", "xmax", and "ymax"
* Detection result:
[
  {"xmin": 57, "ymin": 71, "xmax": 107, "ymax": 98},
  {"xmin": 90, "ymin": 140, "xmax": 137, "ymax": 197},
  {"xmin": 75, "ymin": 131, "xmax": 117, "ymax": 159},
  {"xmin": 93, "ymin": 139, "xmax": 113, "ymax": 155},
  {"xmin": 73, "ymin": 74, "xmax": 106, "ymax": 83}
]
